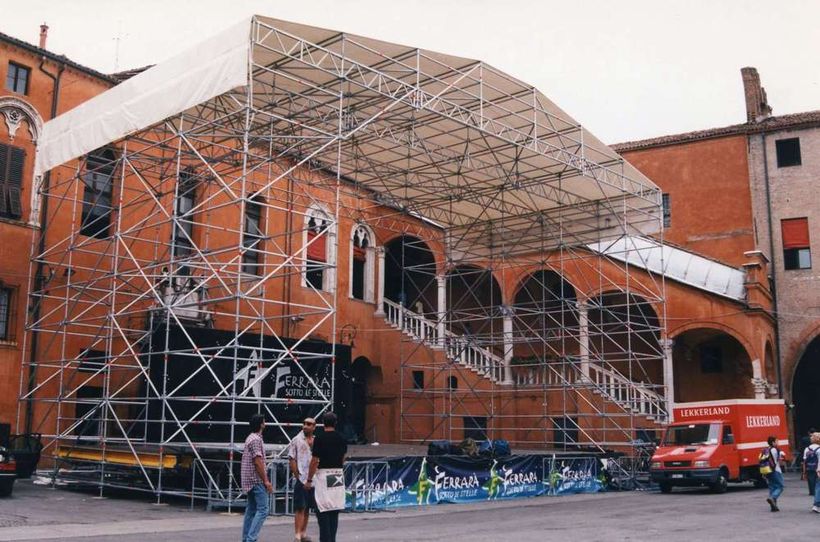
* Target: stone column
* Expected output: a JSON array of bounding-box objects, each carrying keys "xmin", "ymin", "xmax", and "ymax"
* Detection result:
[
  {"xmin": 751, "ymin": 359, "xmax": 767, "ymax": 400},
  {"xmin": 577, "ymin": 300, "xmax": 590, "ymax": 379},
  {"xmin": 375, "ymin": 247, "xmax": 385, "ymax": 316},
  {"xmin": 661, "ymin": 338, "xmax": 675, "ymax": 421},
  {"xmin": 502, "ymin": 309, "xmax": 514, "ymax": 385},
  {"xmin": 436, "ymin": 275, "xmax": 446, "ymax": 347}
]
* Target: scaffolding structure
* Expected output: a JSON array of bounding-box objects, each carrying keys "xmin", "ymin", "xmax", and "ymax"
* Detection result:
[{"xmin": 19, "ymin": 16, "xmax": 667, "ymax": 502}]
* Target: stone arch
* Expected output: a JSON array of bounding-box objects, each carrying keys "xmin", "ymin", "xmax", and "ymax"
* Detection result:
[
  {"xmin": 0, "ymin": 96, "xmax": 43, "ymax": 143},
  {"xmin": 382, "ymin": 235, "xmax": 437, "ymax": 315},
  {"xmin": 588, "ymin": 290, "xmax": 663, "ymax": 385},
  {"xmin": 787, "ymin": 321, "xmax": 820, "ymax": 391},
  {"xmin": 0, "ymin": 96, "xmax": 45, "ymax": 226},
  {"xmin": 669, "ymin": 322, "xmax": 755, "ymax": 402},
  {"xmin": 579, "ymin": 283, "xmax": 664, "ymax": 327},
  {"xmin": 791, "ymin": 333, "xmax": 820, "ymax": 440},
  {"xmin": 446, "ymin": 264, "xmax": 503, "ymax": 344},
  {"xmin": 511, "ymin": 269, "xmax": 579, "ymax": 361}
]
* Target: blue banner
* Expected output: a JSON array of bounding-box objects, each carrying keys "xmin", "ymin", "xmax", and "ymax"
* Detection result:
[{"xmin": 346, "ymin": 454, "xmax": 603, "ymax": 510}]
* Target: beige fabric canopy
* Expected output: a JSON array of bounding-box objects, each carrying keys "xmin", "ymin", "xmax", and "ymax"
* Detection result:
[{"xmin": 35, "ymin": 15, "xmax": 660, "ymax": 240}]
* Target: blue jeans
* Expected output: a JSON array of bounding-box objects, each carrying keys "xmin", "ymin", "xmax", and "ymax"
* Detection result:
[
  {"xmin": 242, "ymin": 484, "xmax": 269, "ymax": 542},
  {"xmin": 814, "ymin": 479, "xmax": 820, "ymax": 507},
  {"xmin": 767, "ymin": 471, "xmax": 784, "ymax": 501}
]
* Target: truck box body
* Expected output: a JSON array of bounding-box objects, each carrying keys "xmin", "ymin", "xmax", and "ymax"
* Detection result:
[{"xmin": 650, "ymin": 399, "xmax": 790, "ymax": 493}]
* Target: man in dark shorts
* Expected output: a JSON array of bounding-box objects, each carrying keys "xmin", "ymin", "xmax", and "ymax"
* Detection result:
[
  {"xmin": 288, "ymin": 417, "xmax": 316, "ymax": 542},
  {"xmin": 305, "ymin": 412, "xmax": 347, "ymax": 542}
]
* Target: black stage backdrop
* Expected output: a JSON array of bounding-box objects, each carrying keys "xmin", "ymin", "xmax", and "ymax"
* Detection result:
[{"xmin": 144, "ymin": 324, "xmax": 351, "ymax": 446}]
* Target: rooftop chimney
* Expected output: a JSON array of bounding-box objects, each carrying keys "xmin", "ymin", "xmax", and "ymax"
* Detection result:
[
  {"xmin": 39, "ymin": 23, "xmax": 49, "ymax": 50},
  {"xmin": 741, "ymin": 67, "xmax": 772, "ymax": 123}
]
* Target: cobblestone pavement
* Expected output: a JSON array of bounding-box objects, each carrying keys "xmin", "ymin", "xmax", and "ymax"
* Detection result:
[{"xmin": 1, "ymin": 473, "xmax": 817, "ymax": 541}]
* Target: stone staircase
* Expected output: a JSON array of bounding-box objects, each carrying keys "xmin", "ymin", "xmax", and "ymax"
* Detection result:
[
  {"xmin": 382, "ymin": 298, "xmax": 505, "ymax": 383},
  {"xmin": 381, "ymin": 298, "xmax": 667, "ymax": 423}
]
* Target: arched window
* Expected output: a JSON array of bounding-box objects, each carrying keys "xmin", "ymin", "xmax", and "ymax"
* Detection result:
[
  {"xmin": 304, "ymin": 206, "xmax": 335, "ymax": 291},
  {"xmin": 350, "ymin": 224, "xmax": 375, "ymax": 302}
]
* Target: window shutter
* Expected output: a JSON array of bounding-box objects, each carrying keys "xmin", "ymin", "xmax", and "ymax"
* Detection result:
[
  {"xmin": 0, "ymin": 186, "xmax": 7, "ymax": 216},
  {"xmin": 0, "ymin": 143, "xmax": 8, "ymax": 183},
  {"xmin": 307, "ymin": 230, "xmax": 327, "ymax": 262},
  {"xmin": 8, "ymin": 147, "xmax": 24, "ymax": 186},
  {"xmin": 8, "ymin": 187, "xmax": 22, "ymax": 218},
  {"xmin": 782, "ymin": 218, "xmax": 810, "ymax": 249}
]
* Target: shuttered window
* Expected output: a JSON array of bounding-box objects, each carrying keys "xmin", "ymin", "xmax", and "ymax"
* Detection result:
[
  {"xmin": 0, "ymin": 143, "xmax": 25, "ymax": 219},
  {"xmin": 0, "ymin": 287, "xmax": 10, "ymax": 340},
  {"xmin": 782, "ymin": 217, "xmax": 811, "ymax": 270}
]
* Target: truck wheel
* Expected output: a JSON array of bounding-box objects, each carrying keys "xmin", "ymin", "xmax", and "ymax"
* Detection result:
[
  {"xmin": 659, "ymin": 482, "xmax": 673, "ymax": 494},
  {"xmin": 710, "ymin": 471, "xmax": 728, "ymax": 494},
  {"xmin": 0, "ymin": 480, "xmax": 13, "ymax": 497}
]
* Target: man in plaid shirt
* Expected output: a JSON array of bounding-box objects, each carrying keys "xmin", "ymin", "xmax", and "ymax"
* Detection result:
[{"xmin": 241, "ymin": 414, "xmax": 272, "ymax": 542}]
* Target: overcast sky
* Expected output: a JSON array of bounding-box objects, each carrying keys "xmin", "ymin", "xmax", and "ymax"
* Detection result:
[{"xmin": 3, "ymin": 0, "xmax": 819, "ymax": 143}]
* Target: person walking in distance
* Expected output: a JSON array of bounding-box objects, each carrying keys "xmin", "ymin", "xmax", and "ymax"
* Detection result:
[
  {"xmin": 289, "ymin": 418, "xmax": 316, "ymax": 542},
  {"xmin": 241, "ymin": 414, "xmax": 272, "ymax": 542},
  {"xmin": 808, "ymin": 433, "xmax": 820, "ymax": 513},
  {"xmin": 305, "ymin": 412, "xmax": 348, "ymax": 542},
  {"xmin": 803, "ymin": 432, "xmax": 820, "ymax": 497},
  {"xmin": 761, "ymin": 435, "xmax": 785, "ymax": 512}
]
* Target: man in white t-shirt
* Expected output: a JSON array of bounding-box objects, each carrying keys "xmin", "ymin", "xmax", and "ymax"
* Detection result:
[{"xmin": 289, "ymin": 418, "xmax": 316, "ymax": 542}]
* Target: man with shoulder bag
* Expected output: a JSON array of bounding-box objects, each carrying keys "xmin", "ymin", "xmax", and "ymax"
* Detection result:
[{"xmin": 305, "ymin": 412, "xmax": 347, "ymax": 542}]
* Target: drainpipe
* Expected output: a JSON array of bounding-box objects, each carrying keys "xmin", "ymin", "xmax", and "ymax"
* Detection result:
[
  {"xmin": 24, "ymin": 56, "xmax": 65, "ymax": 434},
  {"xmin": 760, "ymin": 132, "xmax": 784, "ymax": 399}
]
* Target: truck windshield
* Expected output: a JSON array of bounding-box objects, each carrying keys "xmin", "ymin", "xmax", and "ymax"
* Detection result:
[{"xmin": 663, "ymin": 423, "xmax": 720, "ymax": 446}]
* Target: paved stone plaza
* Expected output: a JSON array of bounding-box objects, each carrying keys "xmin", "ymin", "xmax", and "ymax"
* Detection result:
[{"xmin": 1, "ymin": 473, "xmax": 817, "ymax": 541}]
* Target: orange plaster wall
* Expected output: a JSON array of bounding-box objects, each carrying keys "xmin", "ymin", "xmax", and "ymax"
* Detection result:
[{"xmin": 620, "ymin": 135, "xmax": 757, "ymax": 267}]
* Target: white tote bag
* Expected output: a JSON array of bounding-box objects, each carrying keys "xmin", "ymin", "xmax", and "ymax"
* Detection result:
[{"xmin": 314, "ymin": 468, "xmax": 345, "ymax": 512}]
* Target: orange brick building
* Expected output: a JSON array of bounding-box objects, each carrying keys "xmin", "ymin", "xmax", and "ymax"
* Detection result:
[
  {"xmin": 0, "ymin": 19, "xmax": 794, "ymax": 487},
  {"xmin": 0, "ymin": 26, "xmax": 114, "ymax": 434},
  {"xmin": 614, "ymin": 67, "xmax": 820, "ymax": 440}
]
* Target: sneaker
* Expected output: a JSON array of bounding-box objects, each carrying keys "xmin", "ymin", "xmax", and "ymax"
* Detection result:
[
  {"xmin": 767, "ymin": 497, "xmax": 777, "ymax": 512},
  {"xmin": 812, "ymin": 506, "xmax": 820, "ymax": 513}
]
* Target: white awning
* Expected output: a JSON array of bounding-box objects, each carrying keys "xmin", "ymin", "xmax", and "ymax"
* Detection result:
[
  {"xmin": 587, "ymin": 236, "xmax": 747, "ymax": 301},
  {"xmin": 35, "ymin": 17, "xmax": 252, "ymax": 177}
]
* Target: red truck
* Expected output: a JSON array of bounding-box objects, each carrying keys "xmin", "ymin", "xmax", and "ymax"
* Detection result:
[{"xmin": 650, "ymin": 399, "xmax": 791, "ymax": 493}]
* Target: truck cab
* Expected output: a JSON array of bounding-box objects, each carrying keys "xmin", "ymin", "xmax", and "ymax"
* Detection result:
[{"xmin": 651, "ymin": 421, "xmax": 742, "ymax": 493}]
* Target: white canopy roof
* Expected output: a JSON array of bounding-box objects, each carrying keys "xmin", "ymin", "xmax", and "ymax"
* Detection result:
[{"xmin": 35, "ymin": 15, "xmax": 660, "ymax": 242}]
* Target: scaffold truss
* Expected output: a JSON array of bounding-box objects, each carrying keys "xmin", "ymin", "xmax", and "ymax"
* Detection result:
[{"xmin": 20, "ymin": 16, "xmax": 667, "ymax": 503}]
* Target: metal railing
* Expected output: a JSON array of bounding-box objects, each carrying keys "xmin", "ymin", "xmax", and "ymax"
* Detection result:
[{"xmin": 382, "ymin": 299, "xmax": 503, "ymax": 382}]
